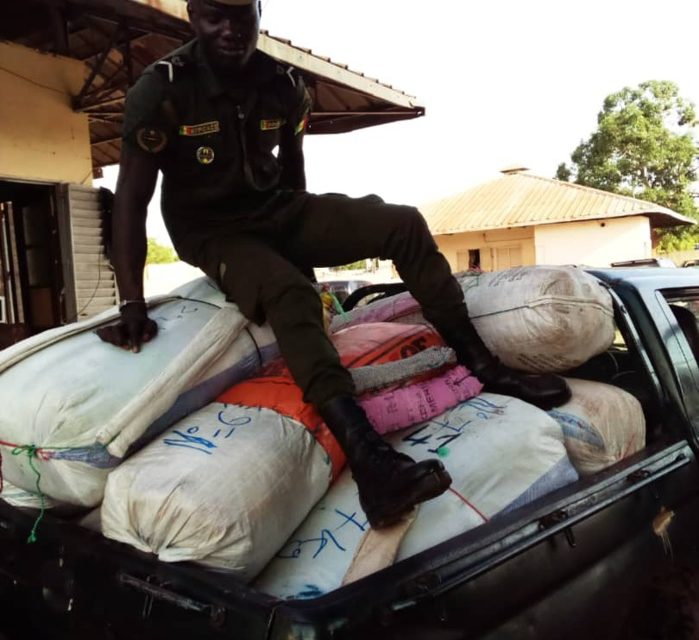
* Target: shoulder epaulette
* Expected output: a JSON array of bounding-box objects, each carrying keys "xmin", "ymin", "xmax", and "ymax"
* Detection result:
[
  {"xmin": 275, "ymin": 63, "xmax": 303, "ymax": 89},
  {"xmin": 284, "ymin": 65, "xmax": 297, "ymax": 88},
  {"xmin": 154, "ymin": 52, "xmax": 190, "ymax": 83}
]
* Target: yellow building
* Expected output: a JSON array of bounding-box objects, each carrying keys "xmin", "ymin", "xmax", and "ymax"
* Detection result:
[
  {"xmin": 0, "ymin": 40, "xmax": 102, "ymax": 346},
  {"xmin": 420, "ymin": 169, "xmax": 694, "ymax": 272}
]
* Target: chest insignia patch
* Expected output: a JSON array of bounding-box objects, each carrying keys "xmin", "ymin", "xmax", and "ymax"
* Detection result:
[
  {"xmin": 260, "ymin": 118, "xmax": 285, "ymax": 131},
  {"xmin": 136, "ymin": 127, "xmax": 167, "ymax": 153},
  {"xmin": 179, "ymin": 121, "xmax": 221, "ymax": 136},
  {"xmin": 196, "ymin": 146, "xmax": 215, "ymax": 165}
]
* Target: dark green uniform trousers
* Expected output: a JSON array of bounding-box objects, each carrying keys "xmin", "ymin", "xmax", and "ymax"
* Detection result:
[{"xmin": 192, "ymin": 192, "xmax": 468, "ymax": 407}]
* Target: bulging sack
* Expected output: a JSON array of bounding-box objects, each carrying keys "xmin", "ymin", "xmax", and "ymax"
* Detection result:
[
  {"xmin": 549, "ymin": 378, "xmax": 646, "ymax": 475},
  {"xmin": 101, "ymin": 403, "xmax": 332, "ymax": 581},
  {"xmin": 331, "ymin": 266, "xmax": 615, "ymax": 373},
  {"xmin": 255, "ymin": 393, "xmax": 579, "ymax": 599},
  {"xmin": 0, "ymin": 277, "xmax": 276, "ymax": 507}
]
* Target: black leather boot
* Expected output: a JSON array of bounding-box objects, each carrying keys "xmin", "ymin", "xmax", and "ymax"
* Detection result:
[
  {"xmin": 437, "ymin": 318, "xmax": 572, "ymax": 411},
  {"xmin": 318, "ymin": 396, "xmax": 453, "ymax": 529}
]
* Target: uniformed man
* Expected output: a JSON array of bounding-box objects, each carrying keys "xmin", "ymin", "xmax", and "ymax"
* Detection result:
[{"xmin": 99, "ymin": 0, "xmax": 571, "ymax": 529}]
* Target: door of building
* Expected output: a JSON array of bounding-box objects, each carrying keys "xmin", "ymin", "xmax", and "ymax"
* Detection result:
[
  {"xmin": 0, "ymin": 181, "xmax": 62, "ymax": 347},
  {"xmin": 493, "ymin": 246, "xmax": 523, "ymax": 270}
]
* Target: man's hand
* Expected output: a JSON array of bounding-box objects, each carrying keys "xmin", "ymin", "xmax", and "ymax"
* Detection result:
[{"xmin": 96, "ymin": 302, "xmax": 158, "ymax": 353}]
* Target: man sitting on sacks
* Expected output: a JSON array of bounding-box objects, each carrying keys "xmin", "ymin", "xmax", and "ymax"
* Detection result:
[{"xmin": 98, "ymin": 0, "xmax": 571, "ymax": 529}]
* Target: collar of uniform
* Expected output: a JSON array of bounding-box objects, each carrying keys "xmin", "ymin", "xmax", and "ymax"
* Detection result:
[{"xmin": 192, "ymin": 40, "xmax": 278, "ymax": 98}]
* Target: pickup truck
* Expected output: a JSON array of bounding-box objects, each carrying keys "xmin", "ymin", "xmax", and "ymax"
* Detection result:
[{"xmin": 1, "ymin": 267, "xmax": 699, "ymax": 640}]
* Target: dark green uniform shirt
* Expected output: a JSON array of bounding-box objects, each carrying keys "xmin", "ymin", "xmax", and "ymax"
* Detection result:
[{"xmin": 122, "ymin": 39, "xmax": 311, "ymax": 260}]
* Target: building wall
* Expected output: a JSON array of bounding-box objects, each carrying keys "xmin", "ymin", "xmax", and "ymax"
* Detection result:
[
  {"xmin": 435, "ymin": 227, "xmax": 536, "ymax": 273},
  {"xmin": 434, "ymin": 217, "xmax": 652, "ymax": 272},
  {"xmin": 0, "ymin": 42, "xmax": 92, "ymax": 185},
  {"xmin": 534, "ymin": 217, "xmax": 651, "ymax": 267}
]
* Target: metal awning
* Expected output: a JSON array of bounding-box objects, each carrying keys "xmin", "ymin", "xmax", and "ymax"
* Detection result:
[{"xmin": 0, "ymin": 0, "xmax": 424, "ymax": 176}]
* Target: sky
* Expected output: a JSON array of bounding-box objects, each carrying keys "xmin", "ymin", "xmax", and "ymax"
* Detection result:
[{"xmin": 98, "ymin": 0, "xmax": 699, "ymax": 245}]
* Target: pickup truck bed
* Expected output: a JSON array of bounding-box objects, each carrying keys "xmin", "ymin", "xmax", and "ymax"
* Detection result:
[{"xmin": 2, "ymin": 267, "xmax": 699, "ymax": 639}]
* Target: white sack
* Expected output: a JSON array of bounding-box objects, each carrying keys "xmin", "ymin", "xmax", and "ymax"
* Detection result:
[
  {"xmin": 0, "ymin": 277, "xmax": 276, "ymax": 507},
  {"xmin": 101, "ymin": 403, "xmax": 332, "ymax": 581},
  {"xmin": 255, "ymin": 393, "xmax": 579, "ymax": 599},
  {"xmin": 549, "ymin": 378, "xmax": 646, "ymax": 475},
  {"xmin": 0, "ymin": 479, "xmax": 58, "ymax": 511},
  {"xmin": 332, "ymin": 266, "xmax": 615, "ymax": 373},
  {"xmin": 461, "ymin": 267, "xmax": 614, "ymax": 372}
]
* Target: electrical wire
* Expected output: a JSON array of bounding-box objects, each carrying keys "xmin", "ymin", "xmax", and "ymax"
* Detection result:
[{"xmin": 65, "ymin": 247, "xmax": 104, "ymax": 324}]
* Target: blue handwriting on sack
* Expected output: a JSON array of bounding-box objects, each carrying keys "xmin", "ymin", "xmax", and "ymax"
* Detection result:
[
  {"xmin": 465, "ymin": 396, "xmax": 506, "ymax": 420},
  {"xmin": 403, "ymin": 421, "xmax": 466, "ymax": 454},
  {"xmin": 163, "ymin": 412, "xmax": 252, "ymax": 455},
  {"xmin": 277, "ymin": 509, "xmax": 368, "ymax": 560}
]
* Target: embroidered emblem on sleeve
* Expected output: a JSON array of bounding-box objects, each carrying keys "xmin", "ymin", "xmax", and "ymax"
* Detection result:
[
  {"xmin": 179, "ymin": 121, "xmax": 221, "ymax": 136},
  {"xmin": 294, "ymin": 113, "xmax": 309, "ymax": 136},
  {"xmin": 196, "ymin": 146, "xmax": 215, "ymax": 165},
  {"xmin": 136, "ymin": 127, "xmax": 168, "ymax": 153}
]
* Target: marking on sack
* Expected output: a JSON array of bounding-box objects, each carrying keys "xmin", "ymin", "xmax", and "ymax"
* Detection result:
[
  {"xmin": 162, "ymin": 415, "xmax": 252, "ymax": 455},
  {"xmin": 277, "ymin": 509, "xmax": 368, "ymax": 560}
]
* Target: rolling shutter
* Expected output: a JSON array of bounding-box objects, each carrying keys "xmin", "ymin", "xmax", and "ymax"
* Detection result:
[{"xmin": 57, "ymin": 184, "xmax": 117, "ymax": 322}]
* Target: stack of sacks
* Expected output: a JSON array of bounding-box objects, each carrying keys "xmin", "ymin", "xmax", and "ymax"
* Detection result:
[
  {"xmin": 332, "ymin": 265, "xmax": 616, "ymax": 373},
  {"xmin": 551, "ymin": 378, "xmax": 646, "ymax": 475},
  {"xmin": 100, "ymin": 322, "xmax": 484, "ymax": 580},
  {"xmin": 330, "ymin": 266, "xmax": 643, "ymax": 473},
  {"xmin": 0, "ymin": 277, "xmax": 276, "ymax": 508},
  {"xmin": 254, "ymin": 393, "xmax": 579, "ymax": 599}
]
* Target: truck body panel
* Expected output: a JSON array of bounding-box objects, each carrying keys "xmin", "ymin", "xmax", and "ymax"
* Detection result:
[{"xmin": 2, "ymin": 267, "xmax": 699, "ymax": 639}]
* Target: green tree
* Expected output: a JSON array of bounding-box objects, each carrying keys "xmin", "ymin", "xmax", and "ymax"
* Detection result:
[
  {"xmin": 556, "ymin": 80, "xmax": 699, "ymax": 250},
  {"xmin": 146, "ymin": 237, "xmax": 178, "ymax": 264},
  {"xmin": 332, "ymin": 260, "xmax": 366, "ymax": 271}
]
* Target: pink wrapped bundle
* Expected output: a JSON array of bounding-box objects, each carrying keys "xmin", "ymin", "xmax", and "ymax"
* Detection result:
[{"xmin": 359, "ymin": 366, "xmax": 483, "ymax": 435}]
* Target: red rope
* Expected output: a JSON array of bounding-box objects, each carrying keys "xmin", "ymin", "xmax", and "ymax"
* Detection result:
[
  {"xmin": 448, "ymin": 487, "xmax": 489, "ymax": 523},
  {"xmin": 0, "ymin": 439, "xmax": 51, "ymax": 461}
]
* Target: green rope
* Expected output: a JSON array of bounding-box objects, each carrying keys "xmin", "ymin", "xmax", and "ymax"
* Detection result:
[
  {"xmin": 0, "ymin": 439, "xmax": 113, "ymax": 543},
  {"xmin": 11, "ymin": 445, "xmax": 47, "ymax": 544}
]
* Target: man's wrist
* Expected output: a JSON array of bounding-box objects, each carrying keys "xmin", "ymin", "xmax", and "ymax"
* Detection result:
[{"xmin": 119, "ymin": 299, "xmax": 146, "ymax": 312}]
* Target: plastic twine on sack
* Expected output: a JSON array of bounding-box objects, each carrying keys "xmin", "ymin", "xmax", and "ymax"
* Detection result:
[
  {"xmin": 11, "ymin": 445, "xmax": 48, "ymax": 543},
  {"xmin": 0, "ymin": 440, "xmax": 51, "ymax": 543}
]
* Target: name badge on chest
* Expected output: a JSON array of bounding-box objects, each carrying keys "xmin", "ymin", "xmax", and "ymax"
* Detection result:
[{"xmin": 179, "ymin": 121, "xmax": 221, "ymax": 137}]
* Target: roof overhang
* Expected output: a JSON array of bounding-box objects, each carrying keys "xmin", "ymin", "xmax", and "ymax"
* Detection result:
[
  {"xmin": 429, "ymin": 211, "xmax": 697, "ymax": 236},
  {"xmin": 1, "ymin": 0, "xmax": 424, "ymax": 173}
]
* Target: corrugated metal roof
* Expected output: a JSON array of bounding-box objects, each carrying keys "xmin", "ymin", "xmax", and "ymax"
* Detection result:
[{"xmin": 421, "ymin": 171, "xmax": 696, "ymax": 234}]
